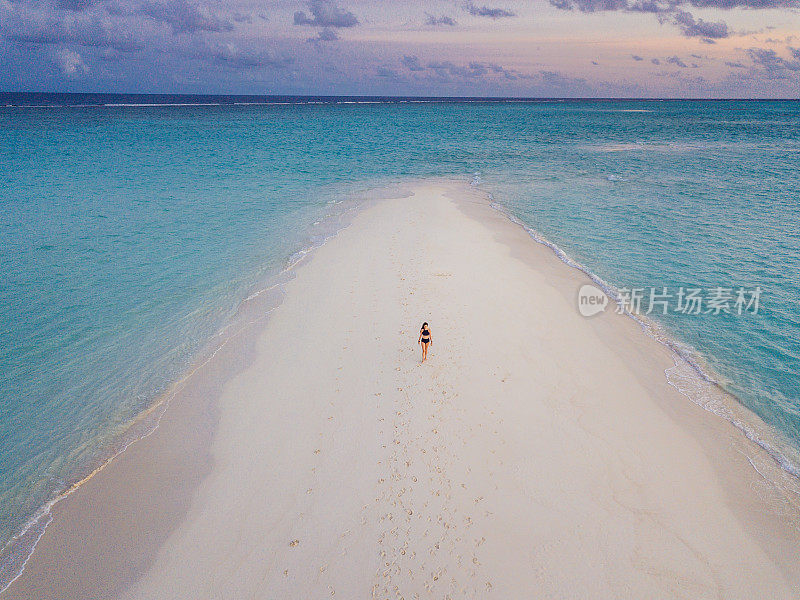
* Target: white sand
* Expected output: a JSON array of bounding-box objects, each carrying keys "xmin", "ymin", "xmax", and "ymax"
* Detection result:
[{"xmin": 7, "ymin": 182, "xmax": 800, "ymax": 599}]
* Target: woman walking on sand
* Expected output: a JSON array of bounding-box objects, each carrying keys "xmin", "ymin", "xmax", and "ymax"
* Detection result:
[{"xmin": 418, "ymin": 322, "xmax": 432, "ymax": 362}]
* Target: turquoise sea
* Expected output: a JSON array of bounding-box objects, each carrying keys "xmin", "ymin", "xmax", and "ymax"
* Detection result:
[{"xmin": 1, "ymin": 95, "xmax": 799, "ymax": 589}]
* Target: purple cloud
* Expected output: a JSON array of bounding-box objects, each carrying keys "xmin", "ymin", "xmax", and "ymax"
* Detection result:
[
  {"xmin": 56, "ymin": 0, "xmax": 98, "ymax": 11},
  {"xmin": 425, "ymin": 13, "xmax": 457, "ymax": 26},
  {"xmin": 549, "ymin": 0, "xmax": 628, "ymax": 10},
  {"xmin": 551, "ymin": 0, "xmax": 798, "ymax": 10},
  {"xmin": 666, "ymin": 55, "xmax": 689, "ymax": 67},
  {"xmin": 398, "ymin": 56, "xmax": 530, "ymax": 80},
  {"xmin": 293, "ymin": 0, "xmax": 358, "ymax": 28},
  {"xmin": 53, "ymin": 47, "xmax": 88, "ymax": 75},
  {"xmin": 140, "ymin": 0, "xmax": 234, "ymax": 34},
  {"xmin": 306, "ymin": 27, "xmax": 340, "ymax": 44},
  {"xmin": 316, "ymin": 27, "xmax": 338, "ymax": 41},
  {"xmin": 6, "ymin": 9, "xmax": 141, "ymax": 52},
  {"xmin": 401, "ymin": 55, "xmax": 425, "ymax": 71},
  {"xmin": 673, "ymin": 10, "xmax": 728, "ymax": 40},
  {"xmin": 747, "ymin": 46, "xmax": 800, "ymax": 77},
  {"xmin": 541, "ymin": 70, "xmax": 586, "ymax": 86},
  {"xmin": 376, "ymin": 66, "xmax": 399, "ymax": 78},
  {"xmin": 464, "ymin": 2, "xmax": 516, "ymax": 18},
  {"xmin": 548, "ymin": 0, "xmax": 795, "ymax": 41}
]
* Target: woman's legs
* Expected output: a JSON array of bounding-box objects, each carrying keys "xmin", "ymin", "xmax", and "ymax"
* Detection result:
[{"xmin": 421, "ymin": 341, "xmax": 429, "ymax": 362}]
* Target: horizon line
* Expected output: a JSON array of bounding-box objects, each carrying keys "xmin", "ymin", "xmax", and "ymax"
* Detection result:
[{"xmin": 1, "ymin": 92, "xmax": 799, "ymax": 104}]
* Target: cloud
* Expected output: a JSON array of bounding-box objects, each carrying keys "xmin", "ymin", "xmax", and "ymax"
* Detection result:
[
  {"xmin": 398, "ymin": 56, "xmax": 530, "ymax": 80},
  {"xmin": 548, "ymin": 0, "xmax": 795, "ymax": 41},
  {"xmin": 307, "ymin": 27, "xmax": 339, "ymax": 43},
  {"xmin": 441, "ymin": 60, "xmax": 526, "ymax": 79},
  {"xmin": 672, "ymin": 10, "xmax": 728, "ymax": 40},
  {"xmin": 316, "ymin": 27, "xmax": 338, "ymax": 40},
  {"xmin": 540, "ymin": 69, "xmax": 587, "ymax": 88},
  {"xmin": 427, "ymin": 60, "xmax": 486, "ymax": 78},
  {"xmin": 651, "ymin": 57, "xmax": 661, "ymax": 64},
  {"xmin": 293, "ymin": 0, "xmax": 358, "ymax": 28},
  {"xmin": 549, "ymin": 0, "xmax": 628, "ymax": 11},
  {"xmin": 631, "ymin": 54, "xmax": 644, "ymax": 60},
  {"xmin": 746, "ymin": 46, "xmax": 800, "ymax": 77},
  {"xmin": 376, "ymin": 66, "xmax": 399, "ymax": 78},
  {"xmin": 724, "ymin": 60, "xmax": 746, "ymax": 67},
  {"xmin": 53, "ymin": 48, "xmax": 88, "ymax": 75},
  {"xmin": 401, "ymin": 55, "xmax": 425, "ymax": 71},
  {"xmin": 140, "ymin": 0, "xmax": 234, "ymax": 34},
  {"xmin": 5, "ymin": 10, "xmax": 141, "ymax": 52},
  {"xmin": 231, "ymin": 12, "xmax": 254, "ymax": 24},
  {"xmin": 56, "ymin": 0, "xmax": 98, "ymax": 11},
  {"xmin": 550, "ymin": 0, "xmax": 798, "ymax": 10},
  {"xmin": 666, "ymin": 55, "xmax": 688, "ymax": 67},
  {"xmin": 424, "ymin": 12, "xmax": 456, "ymax": 26},
  {"xmin": 686, "ymin": 0, "xmax": 796, "ymax": 6},
  {"xmin": 464, "ymin": 2, "xmax": 516, "ymax": 18}
]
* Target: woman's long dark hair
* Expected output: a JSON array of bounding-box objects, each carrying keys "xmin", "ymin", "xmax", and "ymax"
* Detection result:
[{"xmin": 422, "ymin": 322, "xmax": 428, "ymax": 328}]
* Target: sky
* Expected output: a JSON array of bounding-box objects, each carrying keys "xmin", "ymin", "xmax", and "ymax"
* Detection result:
[{"xmin": 1, "ymin": 0, "xmax": 799, "ymax": 97}]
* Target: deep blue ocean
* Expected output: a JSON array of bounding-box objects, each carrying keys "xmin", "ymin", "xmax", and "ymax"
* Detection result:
[{"xmin": 1, "ymin": 96, "xmax": 799, "ymax": 589}]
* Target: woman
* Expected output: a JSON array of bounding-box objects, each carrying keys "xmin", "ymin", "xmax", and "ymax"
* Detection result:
[{"xmin": 418, "ymin": 321, "xmax": 432, "ymax": 362}]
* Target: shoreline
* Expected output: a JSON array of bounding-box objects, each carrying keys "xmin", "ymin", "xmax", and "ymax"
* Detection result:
[
  {"xmin": 4, "ymin": 180, "xmax": 800, "ymax": 598},
  {"xmin": 0, "ymin": 182, "xmax": 378, "ymax": 594},
  {"xmin": 482, "ymin": 190, "xmax": 800, "ymax": 495}
]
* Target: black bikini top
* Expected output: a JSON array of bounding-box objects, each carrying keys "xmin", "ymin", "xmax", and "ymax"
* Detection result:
[{"xmin": 421, "ymin": 328, "xmax": 430, "ymax": 337}]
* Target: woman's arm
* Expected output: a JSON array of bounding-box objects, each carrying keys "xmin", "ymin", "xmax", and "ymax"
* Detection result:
[{"xmin": 418, "ymin": 329, "xmax": 422, "ymax": 344}]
